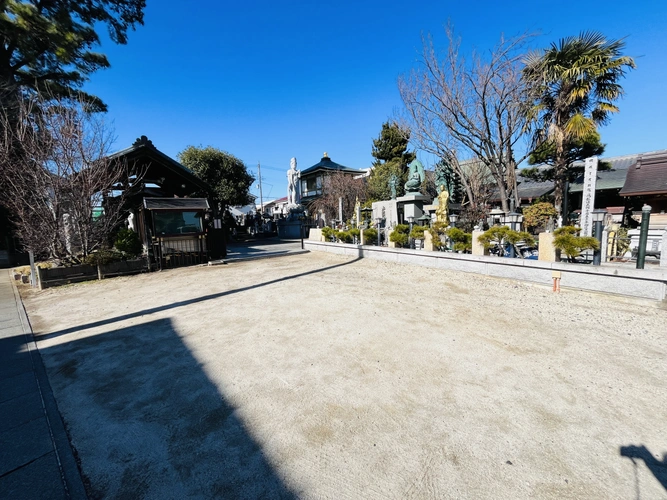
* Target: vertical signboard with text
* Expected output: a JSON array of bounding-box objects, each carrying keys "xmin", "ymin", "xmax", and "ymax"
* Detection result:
[{"xmin": 581, "ymin": 156, "xmax": 598, "ymax": 237}]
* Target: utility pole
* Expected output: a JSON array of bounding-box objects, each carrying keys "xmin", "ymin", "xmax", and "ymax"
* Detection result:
[{"xmin": 257, "ymin": 161, "xmax": 264, "ymax": 215}]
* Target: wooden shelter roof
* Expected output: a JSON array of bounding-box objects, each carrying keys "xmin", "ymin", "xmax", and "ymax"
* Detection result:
[
  {"xmin": 108, "ymin": 136, "xmax": 210, "ymax": 197},
  {"xmin": 619, "ymin": 150, "xmax": 667, "ymax": 196}
]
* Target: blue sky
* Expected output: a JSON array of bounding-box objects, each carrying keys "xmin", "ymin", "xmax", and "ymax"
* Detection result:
[{"xmin": 86, "ymin": 0, "xmax": 667, "ymax": 202}]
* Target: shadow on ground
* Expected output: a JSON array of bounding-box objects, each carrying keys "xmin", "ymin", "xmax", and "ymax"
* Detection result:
[
  {"xmin": 620, "ymin": 444, "xmax": 667, "ymax": 498},
  {"xmin": 40, "ymin": 317, "xmax": 297, "ymax": 499},
  {"xmin": 36, "ymin": 257, "xmax": 361, "ymax": 342}
]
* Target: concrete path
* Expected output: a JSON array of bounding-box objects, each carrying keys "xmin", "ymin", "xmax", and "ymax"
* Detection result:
[
  {"xmin": 0, "ymin": 270, "xmax": 86, "ymax": 499},
  {"xmin": 220, "ymin": 237, "xmax": 308, "ymax": 263}
]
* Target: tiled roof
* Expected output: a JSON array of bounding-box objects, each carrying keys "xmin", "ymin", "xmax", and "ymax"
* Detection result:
[
  {"xmin": 300, "ymin": 153, "xmax": 360, "ymax": 175},
  {"xmin": 569, "ymin": 153, "xmax": 640, "ymax": 193},
  {"xmin": 619, "ymin": 151, "xmax": 667, "ymax": 196},
  {"xmin": 143, "ymin": 198, "xmax": 210, "ymax": 210},
  {"xmin": 517, "ymin": 179, "xmax": 553, "ymax": 199}
]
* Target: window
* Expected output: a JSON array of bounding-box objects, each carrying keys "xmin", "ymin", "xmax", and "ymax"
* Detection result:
[
  {"xmin": 154, "ymin": 211, "xmax": 202, "ymax": 235},
  {"xmin": 302, "ymin": 175, "xmax": 323, "ymax": 197}
]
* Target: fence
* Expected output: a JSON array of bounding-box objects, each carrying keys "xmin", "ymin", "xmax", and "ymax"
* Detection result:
[
  {"xmin": 38, "ymin": 258, "xmax": 147, "ymax": 289},
  {"xmin": 153, "ymin": 235, "xmax": 207, "ymax": 269}
]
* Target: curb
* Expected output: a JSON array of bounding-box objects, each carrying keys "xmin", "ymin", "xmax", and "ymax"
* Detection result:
[{"xmin": 10, "ymin": 274, "xmax": 88, "ymax": 499}]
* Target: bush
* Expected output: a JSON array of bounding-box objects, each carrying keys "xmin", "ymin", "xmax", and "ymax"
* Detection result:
[
  {"xmin": 522, "ymin": 202, "xmax": 557, "ymax": 232},
  {"xmin": 477, "ymin": 226, "xmax": 535, "ymax": 257},
  {"xmin": 363, "ymin": 228, "xmax": 378, "ymax": 244},
  {"xmin": 321, "ymin": 226, "xmax": 335, "ymax": 241},
  {"xmin": 428, "ymin": 222, "xmax": 448, "ymax": 250},
  {"xmin": 446, "ymin": 227, "xmax": 473, "ymax": 252},
  {"xmin": 114, "ymin": 228, "xmax": 142, "ymax": 256},
  {"xmin": 409, "ymin": 225, "xmax": 427, "ymax": 240},
  {"xmin": 389, "ymin": 224, "xmax": 410, "ymax": 247},
  {"xmin": 349, "ymin": 228, "xmax": 360, "ymax": 238},
  {"xmin": 336, "ymin": 231, "xmax": 353, "ymax": 243},
  {"xmin": 84, "ymin": 249, "xmax": 124, "ymax": 266},
  {"xmin": 553, "ymin": 226, "xmax": 599, "ymax": 261}
]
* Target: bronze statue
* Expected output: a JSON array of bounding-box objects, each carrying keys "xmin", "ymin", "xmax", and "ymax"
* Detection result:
[{"xmin": 404, "ymin": 159, "xmax": 425, "ymax": 193}]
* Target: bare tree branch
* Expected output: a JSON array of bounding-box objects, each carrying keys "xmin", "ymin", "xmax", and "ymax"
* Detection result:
[
  {"xmin": 0, "ymin": 92, "xmax": 143, "ymax": 261},
  {"xmin": 398, "ymin": 24, "xmax": 533, "ymax": 213}
]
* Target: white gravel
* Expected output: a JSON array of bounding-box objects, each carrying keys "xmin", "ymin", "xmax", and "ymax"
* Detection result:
[{"xmin": 23, "ymin": 252, "xmax": 667, "ymax": 499}]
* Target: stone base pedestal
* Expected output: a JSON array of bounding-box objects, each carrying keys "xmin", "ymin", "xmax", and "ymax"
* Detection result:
[
  {"xmin": 538, "ymin": 232, "xmax": 558, "ymax": 262},
  {"xmin": 308, "ymin": 228, "xmax": 324, "ymax": 242},
  {"xmin": 471, "ymin": 230, "xmax": 487, "ymax": 256},
  {"xmin": 397, "ymin": 193, "xmax": 431, "ymax": 222},
  {"xmin": 424, "ymin": 230, "xmax": 435, "ymax": 251},
  {"xmin": 661, "ymin": 230, "xmax": 667, "ymax": 267},
  {"xmin": 277, "ymin": 220, "xmax": 304, "ymax": 239}
]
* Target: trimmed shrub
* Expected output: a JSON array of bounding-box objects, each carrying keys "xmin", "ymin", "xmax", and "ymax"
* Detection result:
[
  {"xmin": 409, "ymin": 225, "xmax": 427, "ymax": 240},
  {"xmin": 389, "ymin": 224, "xmax": 410, "ymax": 247},
  {"xmin": 114, "ymin": 228, "xmax": 142, "ymax": 256},
  {"xmin": 477, "ymin": 226, "xmax": 535, "ymax": 257},
  {"xmin": 446, "ymin": 227, "xmax": 473, "ymax": 252},
  {"xmin": 336, "ymin": 231, "xmax": 353, "ymax": 243},
  {"xmin": 84, "ymin": 249, "xmax": 124, "ymax": 266},
  {"xmin": 553, "ymin": 226, "xmax": 599, "ymax": 261},
  {"xmin": 321, "ymin": 226, "xmax": 335, "ymax": 241},
  {"xmin": 522, "ymin": 202, "xmax": 557, "ymax": 232},
  {"xmin": 364, "ymin": 228, "xmax": 378, "ymax": 245}
]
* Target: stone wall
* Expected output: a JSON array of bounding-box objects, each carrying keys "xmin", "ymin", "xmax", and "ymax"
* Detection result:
[{"xmin": 304, "ymin": 240, "xmax": 667, "ymax": 301}]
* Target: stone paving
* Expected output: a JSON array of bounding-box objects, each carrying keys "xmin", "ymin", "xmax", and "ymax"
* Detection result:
[{"xmin": 0, "ymin": 270, "xmax": 85, "ymax": 499}]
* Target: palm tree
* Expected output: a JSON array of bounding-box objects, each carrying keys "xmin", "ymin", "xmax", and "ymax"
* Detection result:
[{"xmin": 522, "ymin": 32, "xmax": 635, "ymax": 219}]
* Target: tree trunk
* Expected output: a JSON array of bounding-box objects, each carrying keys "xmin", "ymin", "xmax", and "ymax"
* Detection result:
[{"xmin": 498, "ymin": 183, "xmax": 509, "ymax": 213}]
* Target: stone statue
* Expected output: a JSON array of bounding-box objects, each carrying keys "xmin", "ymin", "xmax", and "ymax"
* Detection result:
[
  {"xmin": 287, "ymin": 157, "xmax": 300, "ymax": 205},
  {"xmin": 127, "ymin": 212, "xmax": 135, "ymax": 231},
  {"xmin": 435, "ymin": 187, "xmax": 449, "ymax": 224},
  {"xmin": 404, "ymin": 159, "xmax": 425, "ymax": 193},
  {"xmin": 388, "ymin": 174, "xmax": 399, "ymax": 200},
  {"xmin": 354, "ymin": 198, "xmax": 361, "ymax": 226}
]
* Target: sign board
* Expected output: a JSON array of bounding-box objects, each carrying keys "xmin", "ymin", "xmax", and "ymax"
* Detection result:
[{"xmin": 581, "ymin": 156, "xmax": 598, "ymax": 237}]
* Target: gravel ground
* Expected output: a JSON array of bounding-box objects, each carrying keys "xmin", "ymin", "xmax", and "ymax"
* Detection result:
[{"xmin": 22, "ymin": 252, "xmax": 667, "ymax": 499}]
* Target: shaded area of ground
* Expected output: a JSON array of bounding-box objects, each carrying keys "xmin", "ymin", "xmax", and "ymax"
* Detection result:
[
  {"xmin": 0, "ymin": 271, "xmax": 86, "ymax": 500},
  {"xmin": 23, "ymin": 253, "xmax": 667, "ymax": 499},
  {"xmin": 35, "ymin": 317, "xmax": 295, "ymax": 499},
  {"xmin": 223, "ymin": 237, "xmax": 306, "ymax": 263}
]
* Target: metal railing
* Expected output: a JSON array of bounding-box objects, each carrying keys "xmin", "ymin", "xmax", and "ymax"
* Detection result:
[{"xmin": 153, "ymin": 235, "xmax": 207, "ymax": 269}]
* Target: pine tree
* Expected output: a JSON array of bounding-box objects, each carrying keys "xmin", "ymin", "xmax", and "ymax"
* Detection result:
[{"xmin": 367, "ymin": 122, "xmax": 416, "ymax": 201}]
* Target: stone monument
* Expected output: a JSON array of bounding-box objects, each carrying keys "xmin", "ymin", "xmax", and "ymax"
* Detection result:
[
  {"xmin": 278, "ymin": 157, "xmax": 305, "ymax": 239},
  {"xmin": 287, "ymin": 157, "xmax": 301, "ymax": 206},
  {"xmin": 396, "ymin": 159, "xmax": 431, "ymax": 222},
  {"xmin": 581, "ymin": 156, "xmax": 598, "ymax": 236}
]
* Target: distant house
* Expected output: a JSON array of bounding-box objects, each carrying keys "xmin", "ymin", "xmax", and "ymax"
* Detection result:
[
  {"xmin": 260, "ymin": 197, "xmax": 289, "ymax": 218},
  {"xmin": 618, "ymin": 150, "xmax": 667, "ymax": 213},
  {"xmin": 299, "ymin": 152, "xmax": 364, "ymax": 206}
]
